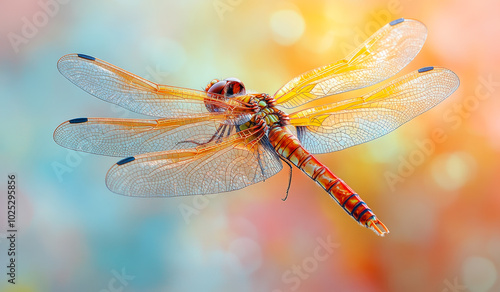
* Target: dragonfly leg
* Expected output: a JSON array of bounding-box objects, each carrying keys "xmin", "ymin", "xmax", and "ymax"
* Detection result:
[
  {"xmin": 279, "ymin": 157, "xmax": 293, "ymax": 201},
  {"xmin": 215, "ymin": 124, "xmax": 228, "ymax": 143},
  {"xmin": 177, "ymin": 123, "xmax": 230, "ymax": 147}
]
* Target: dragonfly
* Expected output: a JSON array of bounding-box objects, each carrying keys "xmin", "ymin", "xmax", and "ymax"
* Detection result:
[{"xmin": 54, "ymin": 18, "xmax": 459, "ymax": 236}]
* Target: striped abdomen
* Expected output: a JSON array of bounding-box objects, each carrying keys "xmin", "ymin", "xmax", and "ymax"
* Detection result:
[{"xmin": 268, "ymin": 126, "xmax": 389, "ymax": 236}]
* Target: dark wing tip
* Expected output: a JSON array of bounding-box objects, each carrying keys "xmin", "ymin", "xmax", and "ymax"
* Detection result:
[
  {"xmin": 389, "ymin": 18, "xmax": 405, "ymax": 26},
  {"xmin": 68, "ymin": 117, "xmax": 88, "ymax": 124},
  {"xmin": 418, "ymin": 66, "xmax": 434, "ymax": 73},
  {"xmin": 77, "ymin": 54, "xmax": 96, "ymax": 61},
  {"xmin": 116, "ymin": 156, "xmax": 135, "ymax": 165}
]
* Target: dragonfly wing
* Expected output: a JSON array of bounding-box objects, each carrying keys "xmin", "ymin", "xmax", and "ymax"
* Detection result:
[
  {"xmin": 57, "ymin": 54, "xmax": 246, "ymax": 118},
  {"xmin": 289, "ymin": 67, "xmax": 460, "ymax": 154},
  {"xmin": 274, "ymin": 18, "xmax": 427, "ymax": 108},
  {"xmin": 105, "ymin": 126, "xmax": 283, "ymax": 197},
  {"xmin": 53, "ymin": 113, "xmax": 245, "ymax": 157}
]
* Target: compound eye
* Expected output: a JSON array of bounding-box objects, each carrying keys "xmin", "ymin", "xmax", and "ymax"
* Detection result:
[
  {"xmin": 224, "ymin": 78, "xmax": 246, "ymax": 96},
  {"xmin": 207, "ymin": 80, "xmax": 228, "ymax": 95}
]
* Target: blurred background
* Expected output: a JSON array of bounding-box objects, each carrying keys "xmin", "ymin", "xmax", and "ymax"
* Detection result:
[{"xmin": 1, "ymin": 0, "xmax": 499, "ymax": 291}]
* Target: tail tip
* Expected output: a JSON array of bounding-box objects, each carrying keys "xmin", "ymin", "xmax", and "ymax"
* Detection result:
[{"xmin": 366, "ymin": 217, "xmax": 390, "ymax": 237}]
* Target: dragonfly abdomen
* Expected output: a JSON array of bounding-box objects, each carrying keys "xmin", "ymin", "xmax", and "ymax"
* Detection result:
[{"xmin": 268, "ymin": 126, "xmax": 389, "ymax": 236}]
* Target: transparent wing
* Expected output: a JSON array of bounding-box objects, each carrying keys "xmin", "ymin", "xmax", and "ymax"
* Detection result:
[
  {"xmin": 53, "ymin": 113, "xmax": 247, "ymax": 157},
  {"xmin": 57, "ymin": 54, "xmax": 249, "ymax": 118},
  {"xmin": 105, "ymin": 125, "xmax": 283, "ymax": 197},
  {"xmin": 289, "ymin": 67, "xmax": 460, "ymax": 154},
  {"xmin": 274, "ymin": 18, "xmax": 427, "ymax": 108}
]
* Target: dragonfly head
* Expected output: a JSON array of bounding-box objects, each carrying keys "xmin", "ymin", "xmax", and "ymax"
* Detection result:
[
  {"xmin": 205, "ymin": 78, "xmax": 246, "ymax": 97},
  {"xmin": 204, "ymin": 78, "xmax": 247, "ymax": 113}
]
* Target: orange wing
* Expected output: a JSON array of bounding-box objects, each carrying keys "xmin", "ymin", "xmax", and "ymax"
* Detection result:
[
  {"xmin": 105, "ymin": 125, "xmax": 283, "ymax": 197},
  {"xmin": 53, "ymin": 113, "xmax": 245, "ymax": 157},
  {"xmin": 57, "ymin": 54, "xmax": 251, "ymax": 118},
  {"xmin": 273, "ymin": 18, "xmax": 427, "ymax": 108},
  {"xmin": 289, "ymin": 67, "xmax": 460, "ymax": 154}
]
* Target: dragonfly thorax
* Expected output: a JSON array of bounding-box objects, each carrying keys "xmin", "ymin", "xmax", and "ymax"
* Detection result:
[{"xmin": 237, "ymin": 93, "xmax": 290, "ymax": 132}]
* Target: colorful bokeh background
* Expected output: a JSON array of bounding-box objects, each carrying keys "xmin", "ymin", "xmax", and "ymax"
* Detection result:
[{"xmin": 1, "ymin": 0, "xmax": 500, "ymax": 291}]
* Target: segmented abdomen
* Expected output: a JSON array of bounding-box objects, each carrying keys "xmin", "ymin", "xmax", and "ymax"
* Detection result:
[{"xmin": 268, "ymin": 126, "xmax": 389, "ymax": 236}]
